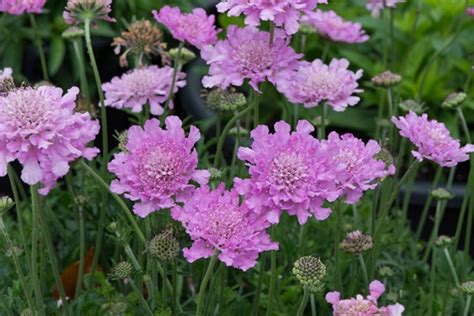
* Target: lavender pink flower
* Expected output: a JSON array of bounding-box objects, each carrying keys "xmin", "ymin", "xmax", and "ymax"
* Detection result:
[
  {"xmin": 217, "ymin": 0, "xmax": 328, "ymax": 35},
  {"xmin": 392, "ymin": 112, "xmax": 474, "ymax": 167},
  {"xmin": 301, "ymin": 10, "xmax": 369, "ymax": 44},
  {"xmin": 276, "ymin": 58, "xmax": 363, "ymax": 111},
  {"xmin": 322, "ymin": 132, "xmax": 395, "ymax": 204},
  {"xmin": 366, "ymin": 0, "xmax": 403, "ymax": 17},
  {"xmin": 172, "ymin": 184, "xmax": 278, "ymax": 271},
  {"xmin": 152, "ymin": 6, "xmax": 219, "ymax": 49},
  {"xmin": 108, "ymin": 116, "xmax": 209, "ymax": 218},
  {"xmin": 0, "ymin": 86, "xmax": 100, "ymax": 195},
  {"xmin": 235, "ymin": 120, "xmax": 340, "ymax": 225},
  {"xmin": 467, "ymin": 7, "xmax": 474, "ymax": 17},
  {"xmin": 201, "ymin": 25, "xmax": 302, "ymax": 92},
  {"xmin": 0, "ymin": 67, "xmax": 13, "ymax": 81},
  {"xmin": 326, "ymin": 280, "xmax": 405, "ymax": 315},
  {"xmin": 64, "ymin": 0, "xmax": 115, "ymax": 25},
  {"xmin": 0, "ymin": 0, "xmax": 46, "ymax": 15},
  {"xmin": 102, "ymin": 65, "xmax": 186, "ymax": 116}
]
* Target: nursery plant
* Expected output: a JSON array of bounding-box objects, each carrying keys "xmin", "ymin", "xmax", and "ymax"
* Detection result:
[{"xmin": 0, "ymin": 0, "xmax": 474, "ymax": 315}]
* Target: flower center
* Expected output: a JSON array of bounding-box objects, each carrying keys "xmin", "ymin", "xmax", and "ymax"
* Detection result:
[
  {"xmin": 138, "ymin": 146, "xmax": 181, "ymax": 188},
  {"xmin": 270, "ymin": 153, "xmax": 309, "ymax": 192},
  {"xmin": 123, "ymin": 69, "xmax": 157, "ymax": 96},
  {"xmin": 234, "ymin": 38, "xmax": 273, "ymax": 75},
  {"xmin": 206, "ymin": 203, "xmax": 244, "ymax": 244},
  {"xmin": 305, "ymin": 70, "xmax": 339, "ymax": 97}
]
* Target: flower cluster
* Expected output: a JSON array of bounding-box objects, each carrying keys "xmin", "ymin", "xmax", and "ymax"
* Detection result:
[
  {"xmin": 235, "ymin": 120, "xmax": 340, "ymax": 224},
  {"xmin": 64, "ymin": 0, "xmax": 115, "ymax": 25},
  {"xmin": 366, "ymin": 0, "xmax": 404, "ymax": 17},
  {"xmin": 276, "ymin": 58, "xmax": 363, "ymax": 111},
  {"xmin": 392, "ymin": 112, "xmax": 474, "ymax": 167},
  {"xmin": 301, "ymin": 10, "xmax": 369, "ymax": 44},
  {"xmin": 102, "ymin": 65, "xmax": 186, "ymax": 116},
  {"xmin": 153, "ymin": 6, "xmax": 219, "ymax": 49},
  {"xmin": 108, "ymin": 117, "xmax": 209, "ymax": 218},
  {"xmin": 0, "ymin": 0, "xmax": 46, "ymax": 15},
  {"xmin": 326, "ymin": 280, "xmax": 405, "ymax": 315},
  {"xmin": 172, "ymin": 184, "xmax": 278, "ymax": 271},
  {"xmin": 202, "ymin": 25, "xmax": 302, "ymax": 91},
  {"xmin": 0, "ymin": 86, "xmax": 100, "ymax": 195},
  {"xmin": 0, "ymin": 67, "xmax": 12, "ymax": 81},
  {"xmin": 217, "ymin": 0, "xmax": 328, "ymax": 35}
]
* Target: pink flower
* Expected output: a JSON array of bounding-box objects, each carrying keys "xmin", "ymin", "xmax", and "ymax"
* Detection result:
[
  {"xmin": 326, "ymin": 280, "xmax": 405, "ymax": 315},
  {"xmin": 392, "ymin": 112, "xmax": 474, "ymax": 167},
  {"xmin": 217, "ymin": 0, "xmax": 328, "ymax": 35},
  {"xmin": 276, "ymin": 58, "xmax": 363, "ymax": 111},
  {"xmin": 366, "ymin": 0, "xmax": 403, "ymax": 17},
  {"xmin": 102, "ymin": 65, "xmax": 186, "ymax": 116},
  {"xmin": 322, "ymin": 132, "xmax": 395, "ymax": 204},
  {"xmin": 172, "ymin": 184, "xmax": 278, "ymax": 271},
  {"xmin": 0, "ymin": 86, "xmax": 100, "ymax": 195},
  {"xmin": 235, "ymin": 120, "xmax": 340, "ymax": 225},
  {"xmin": 0, "ymin": 67, "xmax": 13, "ymax": 81},
  {"xmin": 108, "ymin": 117, "xmax": 209, "ymax": 218},
  {"xmin": 201, "ymin": 25, "xmax": 302, "ymax": 91},
  {"xmin": 301, "ymin": 10, "xmax": 369, "ymax": 43},
  {"xmin": 152, "ymin": 6, "xmax": 219, "ymax": 49},
  {"xmin": 0, "ymin": 0, "xmax": 46, "ymax": 15},
  {"xmin": 467, "ymin": 7, "xmax": 474, "ymax": 17},
  {"xmin": 64, "ymin": 0, "xmax": 115, "ymax": 25}
]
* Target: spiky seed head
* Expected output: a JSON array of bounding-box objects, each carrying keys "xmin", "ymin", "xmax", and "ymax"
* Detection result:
[{"xmin": 292, "ymin": 256, "xmax": 326, "ymax": 292}]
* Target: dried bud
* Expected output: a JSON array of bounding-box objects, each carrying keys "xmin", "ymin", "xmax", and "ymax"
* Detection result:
[
  {"xmin": 208, "ymin": 167, "xmax": 223, "ymax": 182},
  {"xmin": 0, "ymin": 196, "xmax": 14, "ymax": 213},
  {"xmin": 5, "ymin": 244, "xmax": 23, "ymax": 258},
  {"xmin": 378, "ymin": 266, "xmax": 394, "ymax": 277},
  {"xmin": 117, "ymin": 131, "xmax": 129, "ymax": 152},
  {"xmin": 0, "ymin": 78, "xmax": 17, "ymax": 95},
  {"xmin": 442, "ymin": 92, "xmax": 467, "ymax": 109},
  {"xmin": 431, "ymin": 188, "xmax": 454, "ymax": 201},
  {"xmin": 292, "ymin": 256, "xmax": 326, "ymax": 292},
  {"xmin": 206, "ymin": 88, "xmax": 247, "ymax": 112},
  {"xmin": 399, "ymin": 99, "xmax": 424, "ymax": 114},
  {"xmin": 372, "ymin": 71, "xmax": 402, "ymax": 87},
  {"xmin": 460, "ymin": 281, "xmax": 474, "ymax": 295},
  {"xmin": 146, "ymin": 226, "xmax": 180, "ymax": 261},
  {"xmin": 112, "ymin": 20, "xmax": 169, "ymax": 68},
  {"xmin": 169, "ymin": 47, "xmax": 196, "ymax": 66},
  {"xmin": 435, "ymin": 235, "xmax": 453, "ymax": 248},
  {"xmin": 340, "ymin": 231, "xmax": 374, "ymax": 255},
  {"xmin": 229, "ymin": 126, "xmax": 249, "ymax": 137},
  {"xmin": 109, "ymin": 261, "xmax": 133, "ymax": 280},
  {"xmin": 62, "ymin": 26, "xmax": 85, "ymax": 40}
]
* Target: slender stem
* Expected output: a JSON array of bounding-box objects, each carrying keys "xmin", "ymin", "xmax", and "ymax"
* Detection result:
[
  {"xmin": 442, "ymin": 248, "xmax": 460, "ymax": 287},
  {"xmin": 333, "ymin": 200, "xmax": 343, "ymax": 292},
  {"xmin": 28, "ymin": 14, "xmax": 49, "ymax": 81},
  {"xmin": 457, "ymin": 108, "xmax": 472, "ymax": 143},
  {"xmin": 464, "ymin": 171, "xmax": 474, "ymax": 254},
  {"xmin": 428, "ymin": 248, "xmax": 436, "ymax": 316},
  {"xmin": 422, "ymin": 201, "xmax": 443, "ymax": 262},
  {"xmin": 162, "ymin": 262, "xmax": 168, "ymax": 305},
  {"xmin": 266, "ymin": 228, "xmax": 278, "ymax": 316},
  {"xmin": 321, "ymin": 42, "xmax": 330, "ymax": 62},
  {"xmin": 358, "ymin": 254, "xmax": 369, "ymax": 289},
  {"xmin": 318, "ymin": 104, "xmax": 327, "ymax": 139},
  {"xmin": 30, "ymin": 185, "xmax": 45, "ymax": 316},
  {"xmin": 172, "ymin": 260, "xmax": 178, "ymax": 315},
  {"xmin": 454, "ymin": 160, "xmax": 473, "ymax": 249},
  {"xmin": 0, "ymin": 216, "xmax": 34, "ymax": 312},
  {"xmin": 388, "ymin": 8, "xmax": 395, "ymax": 68},
  {"xmin": 216, "ymin": 111, "xmax": 222, "ymax": 144},
  {"xmin": 196, "ymin": 255, "xmax": 218, "ymax": 316},
  {"xmin": 463, "ymin": 296, "xmax": 472, "ymax": 316},
  {"xmin": 72, "ymin": 39, "xmax": 91, "ymax": 106},
  {"xmin": 293, "ymin": 103, "xmax": 299, "ymax": 129},
  {"xmin": 310, "ymin": 294, "xmax": 316, "ymax": 316},
  {"xmin": 416, "ymin": 166, "xmax": 442, "ymax": 239},
  {"xmin": 253, "ymin": 89, "xmax": 261, "ymax": 127},
  {"xmin": 252, "ymin": 256, "xmax": 266, "ymax": 315},
  {"xmin": 296, "ymin": 286, "xmax": 310, "ymax": 316},
  {"xmin": 164, "ymin": 42, "xmax": 183, "ymax": 110},
  {"xmin": 74, "ymin": 206, "xmax": 86, "ymax": 298},
  {"xmin": 269, "ymin": 22, "xmax": 275, "ymax": 45},
  {"xmin": 128, "ymin": 278, "xmax": 154, "ymax": 316}
]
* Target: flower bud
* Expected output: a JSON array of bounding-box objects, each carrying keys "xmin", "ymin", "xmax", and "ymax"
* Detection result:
[
  {"xmin": 206, "ymin": 88, "xmax": 247, "ymax": 112},
  {"xmin": 442, "ymin": 92, "xmax": 467, "ymax": 109},
  {"xmin": 292, "ymin": 256, "xmax": 326, "ymax": 292},
  {"xmin": 169, "ymin": 47, "xmax": 196, "ymax": 66},
  {"xmin": 229, "ymin": 126, "xmax": 249, "ymax": 137},
  {"xmin": 107, "ymin": 222, "xmax": 118, "ymax": 233},
  {"xmin": 379, "ymin": 266, "xmax": 394, "ymax": 277},
  {"xmin": 146, "ymin": 226, "xmax": 180, "ymax": 261},
  {"xmin": 117, "ymin": 131, "xmax": 128, "ymax": 153},
  {"xmin": 435, "ymin": 235, "xmax": 453, "ymax": 248},
  {"xmin": 109, "ymin": 261, "xmax": 133, "ymax": 280},
  {"xmin": 299, "ymin": 23, "xmax": 316, "ymax": 35},
  {"xmin": 64, "ymin": 0, "xmax": 115, "ymax": 26},
  {"xmin": 372, "ymin": 71, "xmax": 402, "ymax": 88},
  {"xmin": 208, "ymin": 167, "xmax": 223, "ymax": 182},
  {"xmin": 0, "ymin": 78, "xmax": 16, "ymax": 95},
  {"xmin": 399, "ymin": 99, "xmax": 424, "ymax": 114},
  {"xmin": 431, "ymin": 188, "xmax": 454, "ymax": 201},
  {"xmin": 62, "ymin": 26, "xmax": 85, "ymax": 40},
  {"xmin": 20, "ymin": 309, "xmax": 34, "ymax": 316},
  {"xmin": 0, "ymin": 196, "xmax": 14, "ymax": 213},
  {"xmin": 460, "ymin": 281, "xmax": 474, "ymax": 295},
  {"xmin": 340, "ymin": 231, "xmax": 373, "ymax": 255},
  {"xmin": 5, "ymin": 244, "xmax": 23, "ymax": 258}
]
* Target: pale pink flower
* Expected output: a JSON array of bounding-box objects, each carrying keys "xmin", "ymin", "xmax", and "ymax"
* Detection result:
[
  {"xmin": 108, "ymin": 117, "xmax": 209, "ymax": 218},
  {"xmin": 301, "ymin": 10, "xmax": 369, "ymax": 43},
  {"xmin": 201, "ymin": 25, "xmax": 302, "ymax": 91},
  {"xmin": 172, "ymin": 184, "xmax": 278, "ymax": 271},
  {"xmin": 326, "ymin": 280, "xmax": 405, "ymax": 315},
  {"xmin": 276, "ymin": 58, "xmax": 363, "ymax": 111},
  {"xmin": 102, "ymin": 65, "xmax": 186, "ymax": 116},
  {"xmin": 392, "ymin": 112, "xmax": 474, "ymax": 167},
  {"xmin": 0, "ymin": 86, "xmax": 100, "ymax": 195},
  {"xmin": 152, "ymin": 6, "xmax": 219, "ymax": 49},
  {"xmin": 217, "ymin": 0, "xmax": 328, "ymax": 35},
  {"xmin": 235, "ymin": 120, "xmax": 340, "ymax": 225},
  {"xmin": 0, "ymin": 68, "xmax": 13, "ymax": 81},
  {"xmin": 467, "ymin": 7, "xmax": 474, "ymax": 17},
  {"xmin": 0, "ymin": 0, "xmax": 46, "ymax": 15},
  {"xmin": 322, "ymin": 132, "xmax": 395, "ymax": 204},
  {"xmin": 64, "ymin": 0, "xmax": 115, "ymax": 25},
  {"xmin": 366, "ymin": 0, "xmax": 403, "ymax": 17}
]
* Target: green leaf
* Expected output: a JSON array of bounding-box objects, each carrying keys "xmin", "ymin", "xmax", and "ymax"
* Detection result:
[{"xmin": 48, "ymin": 36, "xmax": 65, "ymax": 76}]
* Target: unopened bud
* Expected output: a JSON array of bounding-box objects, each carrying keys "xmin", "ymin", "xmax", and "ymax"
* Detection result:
[
  {"xmin": 170, "ymin": 47, "xmax": 196, "ymax": 66},
  {"xmin": 206, "ymin": 88, "xmax": 247, "ymax": 112},
  {"xmin": 460, "ymin": 281, "xmax": 474, "ymax": 295},
  {"xmin": 109, "ymin": 261, "xmax": 133, "ymax": 280},
  {"xmin": 0, "ymin": 196, "xmax": 14, "ymax": 213},
  {"xmin": 399, "ymin": 99, "xmax": 424, "ymax": 114},
  {"xmin": 146, "ymin": 226, "xmax": 180, "ymax": 261},
  {"xmin": 208, "ymin": 168, "xmax": 223, "ymax": 182},
  {"xmin": 442, "ymin": 92, "xmax": 467, "ymax": 109},
  {"xmin": 379, "ymin": 266, "xmax": 394, "ymax": 277},
  {"xmin": 435, "ymin": 235, "xmax": 453, "ymax": 248},
  {"xmin": 62, "ymin": 26, "xmax": 85, "ymax": 40},
  {"xmin": 431, "ymin": 188, "xmax": 454, "ymax": 201},
  {"xmin": 340, "ymin": 231, "xmax": 374, "ymax": 255},
  {"xmin": 372, "ymin": 71, "xmax": 402, "ymax": 88},
  {"xmin": 292, "ymin": 256, "xmax": 326, "ymax": 292}
]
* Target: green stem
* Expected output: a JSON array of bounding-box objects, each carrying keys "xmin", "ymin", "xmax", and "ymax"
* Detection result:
[
  {"xmin": 269, "ymin": 22, "xmax": 275, "ymax": 45},
  {"xmin": 196, "ymin": 255, "xmax": 218, "ymax": 316},
  {"xmin": 334, "ymin": 200, "xmax": 343, "ymax": 292},
  {"xmin": 74, "ymin": 205, "xmax": 86, "ymax": 298},
  {"xmin": 457, "ymin": 108, "xmax": 472, "ymax": 143},
  {"xmin": 358, "ymin": 254, "xmax": 369, "ymax": 289},
  {"xmin": 252, "ymin": 256, "xmax": 266, "ymax": 315},
  {"xmin": 172, "ymin": 260, "xmax": 179, "ymax": 315},
  {"xmin": 72, "ymin": 39, "xmax": 91, "ymax": 107},
  {"xmin": 442, "ymin": 248, "xmax": 460, "ymax": 287},
  {"xmin": 253, "ymin": 89, "xmax": 261, "ymax": 127},
  {"xmin": 428, "ymin": 248, "xmax": 436, "ymax": 316},
  {"xmin": 463, "ymin": 296, "xmax": 472, "ymax": 316},
  {"xmin": 422, "ymin": 201, "xmax": 443, "ymax": 262},
  {"xmin": 164, "ymin": 43, "xmax": 183, "ymax": 110},
  {"xmin": 296, "ymin": 286, "xmax": 310, "ymax": 316},
  {"xmin": 162, "ymin": 262, "xmax": 168, "ymax": 305},
  {"xmin": 454, "ymin": 159, "xmax": 473, "ymax": 249},
  {"xmin": 28, "ymin": 14, "xmax": 49, "ymax": 81},
  {"xmin": 293, "ymin": 103, "xmax": 299, "ymax": 129},
  {"xmin": 321, "ymin": 42, "xmax": 330, "ymax": 62},
  {"xmin": 266, "ymin": 228, "xmax": 277, "ymax": 316},
  {"xmin": 415, "ymin": 166, "xmax": 442, "ymax": 239},
  {"xmin": 128, "ymin": 278, "xmax": 154, "ymax": 316},
  {"xmin": 310, "ymin": 294, "xmax": 316, "ymax": 316},
  {"xmin": 30, "ymin": 185, "xmax": 45, "ymax": 316},
  {"xmin": 318, "ymin": 104, "xmax": 326, "ymax": 139}
]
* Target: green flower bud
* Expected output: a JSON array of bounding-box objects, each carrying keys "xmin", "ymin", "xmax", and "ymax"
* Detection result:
[
  {"xmin": 208, "ymin": 167, "xmax": 223, "ymax": 182},
  {"xmin": 5, "ymin": 244, "xmax": 23, "ymax": 258},
  {"xmin": 442, "ymin": 92, "xmax": 467, "ymax": 109},
  {"xmin": 109, "ymin": 261, "xmax": 133, "ymax": 280},
  {"xmin": 299, "ymin": 23, "xmax": 316, "ymax": 35},
  {"xmin": 399, "ymin": 99, "xmax": 424, "ymax": 114},
  {"xmin": 117, "ymin": 131, "xmax": 129, "ymax": 152},
  {"xmin": 229, "ymin": 126, "xmax": 249, "ymax": 137},
  {"xmin": 62, "ymin": 26, "xmax": 85, "ymax": 40},
  {"xmin": 460, "ymin": 281, "xmax": 474, "ymax": 295},
  {"xmin": 146, "ymin": 226, "xmax": 180, "ymax": 261},
  {"xmin": 170, "ymin": 47, "xmax": 196, "ymax": 66},
  {"xmin": 107, "ymin": 222, "xmax": 119, "ymax": 233},
  {"xmin": 372, "ymin": 71, "xmax": 402, "ymax": 87},
  {"xmin": 20, "ymin": 309, "xmax": 34, "ymax": 316},
  {"xmin": 340, "ymin": 231, "xmax": 374, "ymax": 255},
  {"xmin": 206, "ymin": 88, "xmax": 247, "ymax": 112},
  {"xmin": 0, "ymin": 196, "xmax": 14, "ymax": 213},
  {"xmin": 431, "ymin": 188, "xmax": 454, "ymax": 201},
  {"xmin": 435, "ymin": 235, "xmax": 453, "ymax": 248},
  {"xmin": 379, "ymin": 266, "xmax": 394, "ymax": 277},
  {"xmin": 292, "ymin": 256, "xmax": 326, "ymax": 292}
]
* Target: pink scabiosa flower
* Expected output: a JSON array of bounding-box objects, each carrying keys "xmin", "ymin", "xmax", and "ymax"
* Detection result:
[
  {"xmin": 102, "ymin": 65, "xmax": 186, "ymax": 116},
  {"xmin": 301, "ymin": 10, "xmax": 369, "ymax": 44},
  {"xmin": 0, "ymin": 0, "xmax": 46, "ymax": 15},
  {"xmin": 326, "ymin": 280, "xmax": 405, "ymax": 315},
  {"xmin": 366, "ymin": 0, "xmax": 403, "ymax": 18},
  {"xmin": 467, "ymin": 7, "xmax": 474, "ymax": 18},
  {"xmin": 392, "ymin": 112, "xmax": 474, "ymax": 167},
  {"xmin": 108, "ymin": 116, "xmax": 209, "ymax": 218},
  {"xmin": 152, "ymin": 6, "xmax": 219, "ymax": 49},
  {"xmin": 322, "ymin": 132, "xmax": 395, "ymax": 204},
  {"xmin": 201, "ymin": 25, "xmax": 302, "ymax": 91},
  {"xmin": 64, "ymin": 0, "xmax": 115, "ymax": 25},
  {"xmin": 276, "ymin": 58, "xmax": 363, "ymax": 111},
  {"xmin": 217, "ymin": 0, "xmax": 328, "ymax": 35},
  {"xmin": 172, "ymin": 184, "xmax": 278, "ymax": 271},
  {"xmin": 0, "ymin": 86, "xmax": 100, "ymax": 195},
  {"xmin": 235, "ymin": 120, "xmax": 340, "ymax": 225},
  {"xmin": 0, "ymin": 68, "xmax": 13, "ymax": 81}
]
